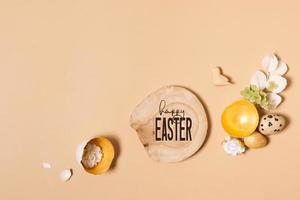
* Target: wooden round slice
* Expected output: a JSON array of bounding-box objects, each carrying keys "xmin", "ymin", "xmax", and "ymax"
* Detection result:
[{"xmin": 130, "ymin": 86, "xmax": 208, "ymax": 163}]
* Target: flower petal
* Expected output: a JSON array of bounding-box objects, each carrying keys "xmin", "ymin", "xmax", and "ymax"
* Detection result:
[
  {"xmin": 266, "ymin": 75, "xmax": 287, "ymax": 93},
  {"xmin": 274, "ymin": 62, "xmax": 288, "ymax": 75},
  {"xmin": 267, "ymin": 93, "xmax": 282, "ymax": 110},
  {"xmin": 262, "ymin": 54, "xmax": 278, "ymax": 73},
  {"xmin": 250, "ymin": 70, "xmax": 267, "ymax": 90}
]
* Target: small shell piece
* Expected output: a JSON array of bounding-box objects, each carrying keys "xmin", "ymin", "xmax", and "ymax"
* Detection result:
[
  {"xmin": 76, "ymin": 137, "xmax": 115, "ymax": 175},
  {"xmin": 76, "ymin": 140, "xmax": 89, "ymax": 165},
  {"xmin": 42, "ymin": 162, "xmax": 51, "ymax": 169},
  {"xmin": 60, "ymin": 169, "xmax": 72, "ymax": 182},
  {"xmin": 244, "ymin": 132, "xmax": 268, "ymax": 148},
  {"xmin": 222, "ymin": 136, "xmax": 245, "ymax": 156}
]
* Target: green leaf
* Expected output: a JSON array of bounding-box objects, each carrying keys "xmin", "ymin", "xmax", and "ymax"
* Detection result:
[{"xmin": 240, "ymin": 85, "xmax": 271, "ymax": 110}]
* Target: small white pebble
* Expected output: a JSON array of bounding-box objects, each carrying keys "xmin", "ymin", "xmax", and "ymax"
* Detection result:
[
  {"xmin": 60, "ymin": 169, "xmax": 73, "ymax": 182},
  {"xmin": 42, "ymin": 162, "xmax": 51, "ymax": 169}
]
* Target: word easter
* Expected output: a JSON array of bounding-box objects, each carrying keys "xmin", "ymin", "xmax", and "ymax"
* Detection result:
[{"xmin": 155, "ymin": 100, "xmax": 192, "ymax": 141}]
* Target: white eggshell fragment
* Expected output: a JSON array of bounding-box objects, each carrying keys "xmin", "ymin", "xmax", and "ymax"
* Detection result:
[
  {"xmin": 258, "ymin": 114, "xmax": 286, "ymax": 135},
  {"xmin": 250, "ymin": 70, "xmax": 267, "ymax": 90},
  {"xmin": 262, "ymin": 54, "xmax": 278, "ymax": 73},
  {"xmin": 60, "ymin": 169, "xmax": 73, "ymax": 182},
  {"xmin": 76, "ymin": 140, "xmax": 89, "ymax": 165},
  {"xmin": 42, "ymin": 162, "xmax": 51, "ymax": 169}
]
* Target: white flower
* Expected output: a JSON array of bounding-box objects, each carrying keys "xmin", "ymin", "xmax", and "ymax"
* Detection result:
[
  {"xmin": 262, "ymin": 54, "xmax": 288, "ymax": 75},
  {"xmin": 222, "ymin": 136, "xmax": 245, "ymax": 156},
  {"xmin": 262, "ymin": 54, "xmax": 278, "ymax": 73},
  {"xmin": 266, "ymin": 93, "xmax": 282, "ymax": 110},
  {"xmin": 250, "ymin": 70, "xmax": 267, "ymax": 90},
  {"xmin": 266, "ymin": 75, "xmax": 287, "ymax": 94},
  {"xmin": 250, "ymin": 54, "xmax": 288, "ymax": 110}
]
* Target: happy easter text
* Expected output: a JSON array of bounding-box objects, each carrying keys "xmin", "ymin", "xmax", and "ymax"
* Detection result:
[{"xmin": 155, "ymin": 100, "xmax": 192, "ymax": 141}]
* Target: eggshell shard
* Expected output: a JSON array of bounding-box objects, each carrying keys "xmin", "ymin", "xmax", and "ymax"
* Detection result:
[
  {"xmin": 221, "ymin": 99, "xmax": 259, "ymax": 138},
  {"xmin": 42, "ymin": 162, "xmax": 51, "ymax": 169},
  {"xmin": 130, "ymin": 86, "xmax": 208, "ymax": 163},
  {"xmin": 258, "ymin": 114, "xmax": 286, "ymax": 135},
  {"xmin": 244, "ymin": 132, "xmax": 268, "ymax": 148},
  {"xmin": 76, "ymin": 137, "xmax": 115, "ymax": 175},
  {"xmin": 60, "ymin": 169, "xmax": 72, "ymax": 182},
  {"xmin": 76, "ymin": 140, "xmax": 89, "ymax": 164}
]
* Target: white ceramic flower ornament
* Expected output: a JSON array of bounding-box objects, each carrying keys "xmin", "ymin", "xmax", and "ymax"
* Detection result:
[
  {"xmin": 222, "ymin": 136, "xmax": 245, "ymax": 156},
  {"xmin": 249, "ymin": 54, "xmax": 288, "ymax": 110}
]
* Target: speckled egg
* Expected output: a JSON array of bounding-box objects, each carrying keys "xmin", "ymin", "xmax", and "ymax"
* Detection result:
[{"xmin": 258, "ymin": 114, "xmax": 286, "ymax": 135}]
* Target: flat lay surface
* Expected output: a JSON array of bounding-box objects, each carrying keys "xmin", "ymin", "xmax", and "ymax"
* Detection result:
[{"xmin": 1, "ymin": 1, "xmax": 300, "ymax": 199}]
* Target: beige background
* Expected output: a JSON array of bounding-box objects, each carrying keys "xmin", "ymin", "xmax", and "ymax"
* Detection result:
[{"xmin": 1, "ymin": 0, "xmax": 300, "ymax": 199}]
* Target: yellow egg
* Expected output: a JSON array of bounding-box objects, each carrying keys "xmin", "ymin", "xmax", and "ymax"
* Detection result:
[
  {"xmin": 244, "ymin": 132, "xmax": 268, "ymax": 148},
  {"xmin": 221, "ymin": 99, "xmax": 259, "ymax": 138}
]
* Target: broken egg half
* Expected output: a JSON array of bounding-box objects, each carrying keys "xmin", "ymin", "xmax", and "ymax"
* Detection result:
[{"xmin": 76, "ymin": 137, "xmax": 114, "ymax": 175}]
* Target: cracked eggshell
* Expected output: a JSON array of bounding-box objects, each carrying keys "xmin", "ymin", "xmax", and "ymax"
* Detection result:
[
  {"xmin": 76, "ymin": 140, "xmax": 89, "ymax": 165},
  {"xmin": 76, "ymin": 136, "xmax": 115, "ymax": 175},
  {"xmin": 258, "ymin": 114, "xmax": 286, "ymax": 135},
  {"xmin": 60, "ymin": 169, "xmax": 72, "ymax": 182}
]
